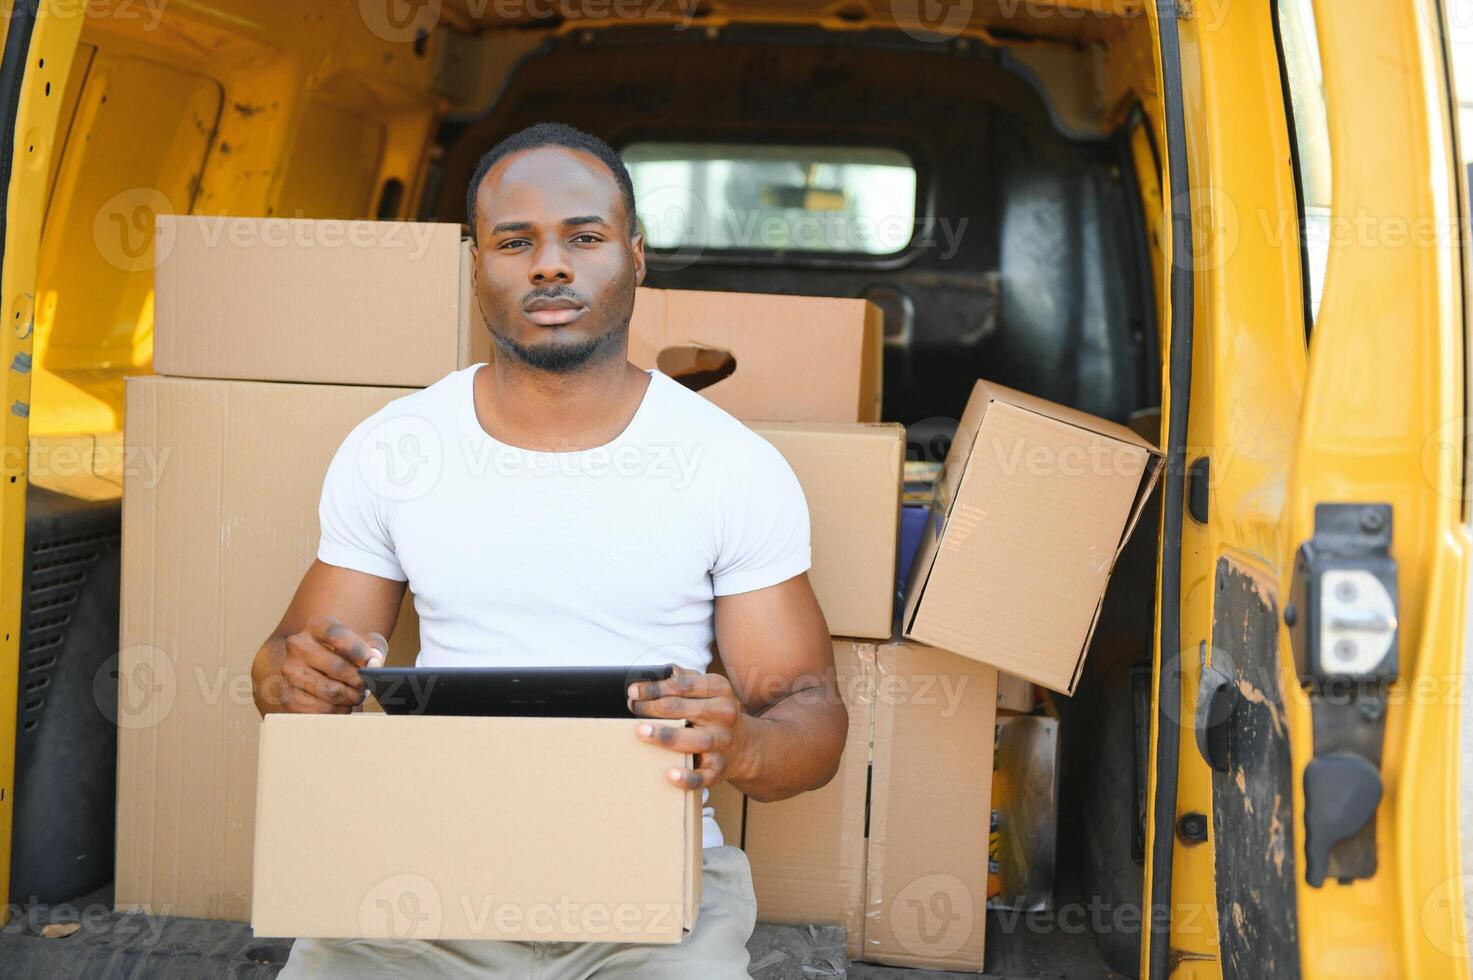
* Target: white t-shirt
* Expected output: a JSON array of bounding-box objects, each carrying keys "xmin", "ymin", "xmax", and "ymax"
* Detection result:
[{"xmin": 316, "ymin": 364, "xmax": 812, "ymax": 847}]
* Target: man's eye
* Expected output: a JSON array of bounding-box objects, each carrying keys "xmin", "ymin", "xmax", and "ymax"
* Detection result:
[
  {"xmin": 571, "ymin": 234, "xmax": 601, "ymax": 244},
  {"xmin": 498, "ymin": 238, "xmax": 530, "ymax": 249}
]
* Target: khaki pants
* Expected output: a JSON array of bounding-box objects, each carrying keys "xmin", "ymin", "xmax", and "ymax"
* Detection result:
[{"xmin": 277, "ymin": 845, "xmax": 757, "ymax": 979}]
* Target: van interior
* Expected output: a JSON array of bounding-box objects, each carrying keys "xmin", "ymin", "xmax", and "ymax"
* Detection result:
[{"xmin": 18, "ymin": 2, "xmax": 1169, "ymax": 976}]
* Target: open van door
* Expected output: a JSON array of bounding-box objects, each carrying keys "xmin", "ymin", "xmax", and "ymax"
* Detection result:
[{"xmin": 1141, "ymin": 0, "xmax": 1471, "ymax": 976}]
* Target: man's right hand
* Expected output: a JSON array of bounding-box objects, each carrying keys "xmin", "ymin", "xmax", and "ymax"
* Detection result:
[{"xmin": 270, "ymin": 614, "xmax": 388, "ymax": 714}]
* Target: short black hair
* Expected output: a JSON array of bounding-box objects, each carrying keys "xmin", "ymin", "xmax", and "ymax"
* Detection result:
[{"xmin": 465, "ymin": 122, "xmax": 637, "ymax": 239}]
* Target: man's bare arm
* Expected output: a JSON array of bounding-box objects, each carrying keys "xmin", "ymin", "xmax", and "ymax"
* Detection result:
[
  {"xmin": 629, "ymin": 573, "xmax": 845, "ymax": 803},
  {"xmin": 251, "ymin": 560, "xmax": 407, "ymax": 716}
]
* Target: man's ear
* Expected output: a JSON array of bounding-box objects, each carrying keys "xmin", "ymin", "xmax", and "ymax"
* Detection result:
[{"xmin": 631, "ymin": 230, "xmax": 646, "ymax": 287}]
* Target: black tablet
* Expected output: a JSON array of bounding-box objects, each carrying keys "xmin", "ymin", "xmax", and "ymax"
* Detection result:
[{"xmin": 359, "ymin": 664, "xmax": 676, "ymax": 718}]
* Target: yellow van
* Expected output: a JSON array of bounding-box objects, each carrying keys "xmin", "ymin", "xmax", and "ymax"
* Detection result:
[{"xmin": 1, "ymin": 0, "xmax": 1469, "ymax": 976}]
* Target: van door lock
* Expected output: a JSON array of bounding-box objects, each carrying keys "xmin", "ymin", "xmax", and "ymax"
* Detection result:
[{"xmin": 1286, "ymin": 503, "xmax": 1398, "ymax": 887}]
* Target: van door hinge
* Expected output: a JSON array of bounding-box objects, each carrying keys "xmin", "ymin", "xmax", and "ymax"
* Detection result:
[{"xmin": 1285, "ymin": 503, "xmax": 1397, "ymax": 887}]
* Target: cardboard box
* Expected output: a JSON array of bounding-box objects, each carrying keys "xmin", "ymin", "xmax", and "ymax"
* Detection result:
[
  {"xmin": 743, "ymin": 640, "xmax": 875, "ymax": 960},
  {"xmin": 252, "ymin": 714, "xmax": 701, "ymax": 942},
  {"xmin": 996, "ymin": 672, "xmax": 1035, "ymax": 715},
  {"xmin": 117, "ymin": 377, "xmax": 420, "ymax": 920},
  {"xmin": 707, "ymin": 780, "xmax": 746, "ymax": 849},
  {"xmin": 902, "ymin": 380, "xmax": 1162, "ymax": 694},
  {"xmin": 152, "ymin": 216, "xmax": 490, "ymax": 386},
  {"xmin": 865, "ymin": 639, "xmax": 996, "ymax": 972},
  {"xmin": 630, "ymin": 288, "xmax": 883, "ymax": 422},
  {"xmin": 753, "ymin": 424, "xmax": 903, "ymax": 639}
]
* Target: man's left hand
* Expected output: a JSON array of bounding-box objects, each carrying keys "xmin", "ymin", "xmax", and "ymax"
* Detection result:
[{"xmin": 629, "ymin": 667, "xmax": 750, "ymax": 790}]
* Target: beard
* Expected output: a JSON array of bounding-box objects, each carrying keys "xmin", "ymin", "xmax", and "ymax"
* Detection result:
[{"xmin": 489, "ymin": 317, "xmax": 628, "ymax": 374}]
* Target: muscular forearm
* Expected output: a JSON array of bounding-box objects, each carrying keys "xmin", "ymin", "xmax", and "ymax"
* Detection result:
[{"xmin": 725, "ymin": 687, "xmax": 847, "ymax": 803}]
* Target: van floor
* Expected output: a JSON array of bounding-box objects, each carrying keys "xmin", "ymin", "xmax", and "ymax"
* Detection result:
[{"xmin": 0, "ymin": 884, "xmax": 1123, "ymax": 978}]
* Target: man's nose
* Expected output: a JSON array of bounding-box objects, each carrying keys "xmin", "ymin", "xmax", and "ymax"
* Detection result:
[{"xmin": 529, "ymin": 242, "xmax": 573, "ymax": 284}]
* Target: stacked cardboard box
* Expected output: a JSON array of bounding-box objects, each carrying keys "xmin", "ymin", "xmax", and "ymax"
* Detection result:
[
  {"xmin": 118, "ymin": 215, "xmax": 1159, "ymax": 964},
  {"xmin": 117, "ymin": 216, "xmax": 902, "ymax": 935}
]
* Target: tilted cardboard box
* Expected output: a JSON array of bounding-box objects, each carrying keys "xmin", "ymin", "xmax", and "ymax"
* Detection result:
[
  {"xmin": 152, "ymin": 216, "xmax": 489, "ymax": 386},
  {"xmin": 902, "ymin": 379, "xmax": 1162, "ymax": 694},
  {"xmin": 252, "ymin": 714, "xmax": 702, "ymax": 942}
]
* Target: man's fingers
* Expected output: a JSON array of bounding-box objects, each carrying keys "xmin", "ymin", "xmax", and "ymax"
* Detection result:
[
  {"xmin": 305, "ymin": 615, "xmax": 383, "ymax": 669},
  {"xmin": 363, "ymin": 632, "xmax": 389, "ymax": 668},
  {"xmin": 292, "ymin": 640, "xmax": 367, "ymax": 690},
  {"xmin": 636, "ymin": 722, "xmax": 720, "ymax": 754},
  {"xmin": 664, "ymin": 761, "xmax": 723, "ymax": 790},
  {"xmin": 282, "ymin": 657, "xmax": 364, "ymax": 708},
  {"xmin": 627, "ymin": 667, "xmax": 723, "ymax": 703},
  {"xmin": 631, "ymin": 694, "xmax": 739, "ymax": 727}
]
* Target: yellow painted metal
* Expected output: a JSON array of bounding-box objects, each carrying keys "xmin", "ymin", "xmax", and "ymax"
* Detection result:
[
  {"xmin": 1279, "ymin": 0, "xmax": 1467, "ymax": 973},
  {"xmin": 1139, "ymin": 0, "xmax": 1470, "ymax": 974},
  {"xmin": 0, "ymin": 1, "xmax": 89, "ymax": 925},
  {"xmin": 28, "ymin": 0, "xmax": 445, "ymax": 437}
]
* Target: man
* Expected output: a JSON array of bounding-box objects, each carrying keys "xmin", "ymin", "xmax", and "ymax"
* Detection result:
[{"xmin": 251, "ymin": 121, "xmax": 847, "ymax": 978}]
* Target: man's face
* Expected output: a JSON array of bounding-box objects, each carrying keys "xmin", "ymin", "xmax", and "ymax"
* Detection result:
[{"xmin": 469, "ymin": 145, "xmax": 645, "ymax": 373}]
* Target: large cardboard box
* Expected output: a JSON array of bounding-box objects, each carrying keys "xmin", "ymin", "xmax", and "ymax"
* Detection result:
[
  {"xmin": 117, "ymin": 376, "xmax": 420, "ymax": 920},
  {"xmin": 743, "ymin": 639, "xmax": 875, "ymax": 960},
  {"xmin": 865, "ymin": 639, "xmax": 996, "ymax": 972},
  {"xmin": 252, "ymin": 714, "xmax": 701, "ymax": 942},
  {"xmin": 630, "ymin": 288, "xmax": 883, "ymax": 422},
  {"xmin": 152, "ymin": 216, "xmax": 489, "ymax": 386},
  {"xmin": 752, "ymin": 424, "xmax": 903, "ymax": 639},
  {"xmin": 902, "ymin": 380, "xmax": 1162, "ymax": 694}
]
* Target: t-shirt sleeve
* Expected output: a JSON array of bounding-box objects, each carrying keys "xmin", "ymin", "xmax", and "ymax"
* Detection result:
[
  {"xmin": 316, "ymin": 418, "xmax": 407, "ymax": 582},
  {"xmin": 710, "ymin": 438, "xmax": 812, "ymax": 596}
]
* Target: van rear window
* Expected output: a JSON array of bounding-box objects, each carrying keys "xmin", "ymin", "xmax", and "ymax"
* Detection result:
[{"xmin": 621, "ymin": 142, "xmax": 917, "ymax": 257}]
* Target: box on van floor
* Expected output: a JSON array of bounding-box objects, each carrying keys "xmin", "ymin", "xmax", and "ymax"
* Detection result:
[
  {"xmin": 742, "ymin": 639, "xmax": 875, "ymax": 960},
  {"xmin": 116, "ymin": 376, "xmax": 420, "ymax": 921},
  {"xmin": 902, "ymin": 379, "xmax": 1162, "ymax": 694},
  {"xmin": 865, "ymin": 639, "xmax": 997, "ymax": 972},
  {"xmin": 251, "ymin": 714, "xmax": 702, "ymax": 942}
]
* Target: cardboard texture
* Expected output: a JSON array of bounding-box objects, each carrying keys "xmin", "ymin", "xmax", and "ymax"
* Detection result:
[
  {"xmin": 744, "ymin": 640, "xmax": 875, "ymax": 960},
  {"xmin": 252, "ymin": 715, "xmax": 701, "ymax": 942},
  {"xmin": 630, "ymin": 287, "xmax": 883, "ymax": 422},
  {"xmin": 865, "ymin": 639, "xmax": 997, "ymax": 971},
  {"xmin": 902, "ymin": 379, "xmax": 1163, "ymax": 694},
  {"xmin": 117, "ymin": 377, "xmax": 421, "ymax": 920},
  {"xmin": 152, "ymin": 216, "xmax": 489, "ymax": 386},
  {"xmin": 752, "ymin": 423, "xmax": 904, "ymax": 639}
]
